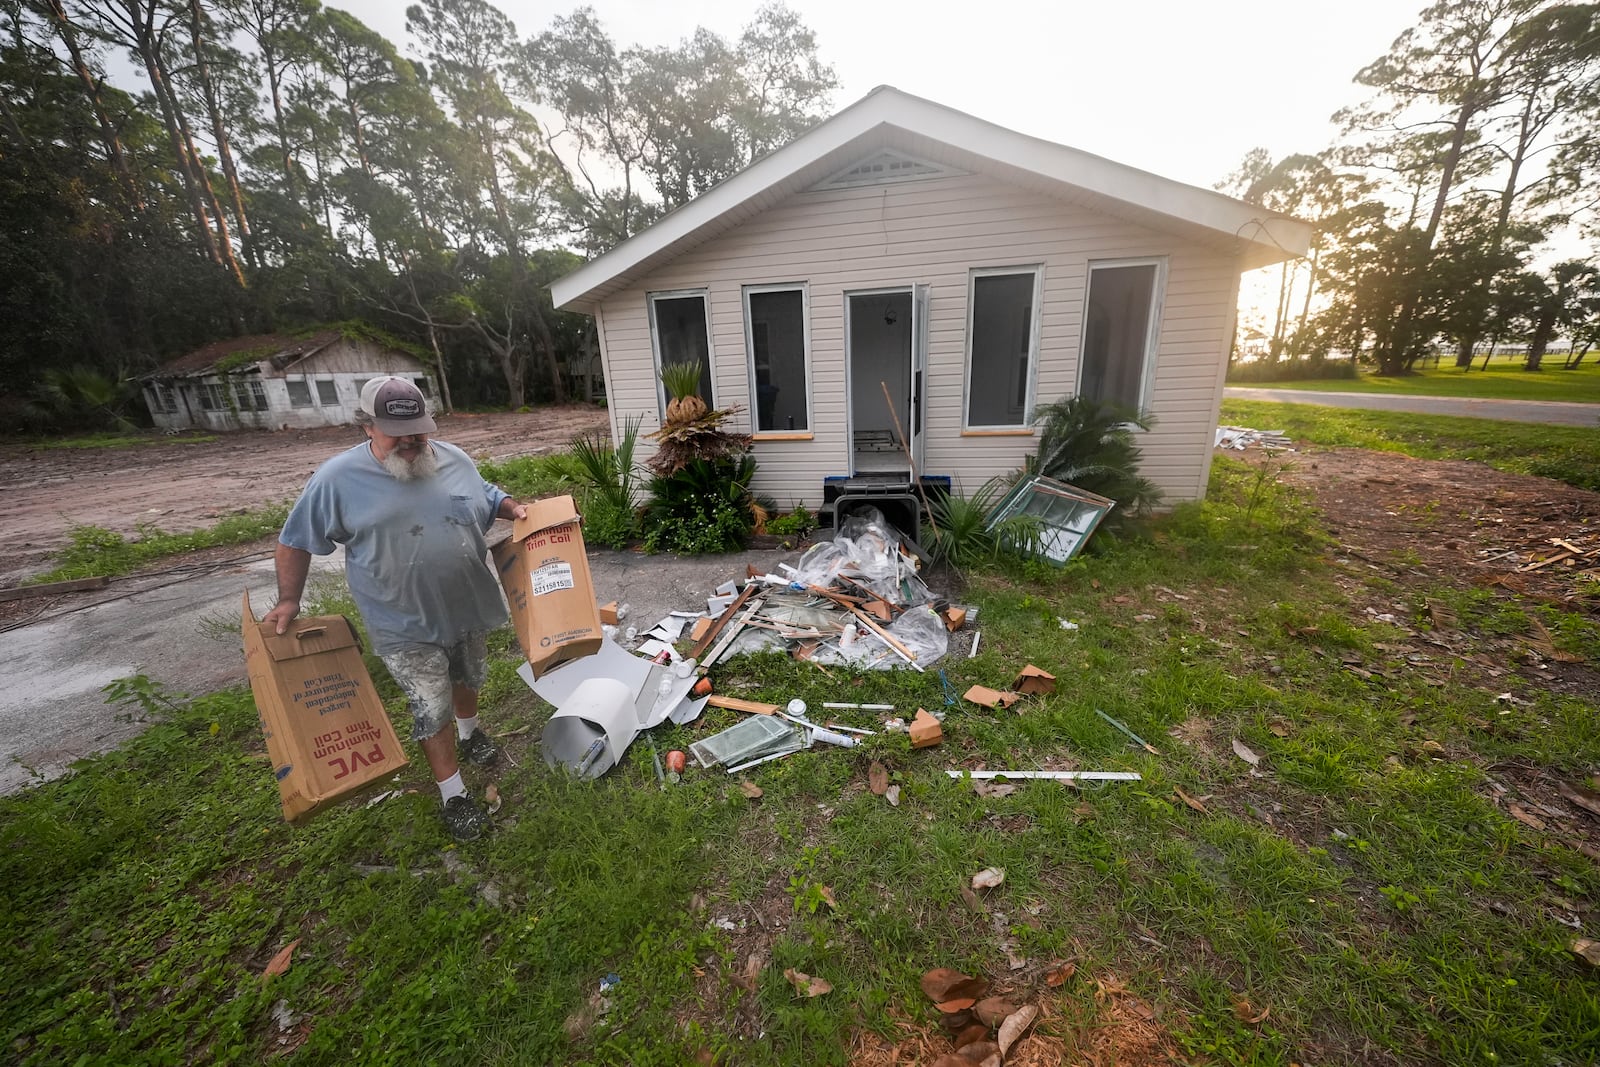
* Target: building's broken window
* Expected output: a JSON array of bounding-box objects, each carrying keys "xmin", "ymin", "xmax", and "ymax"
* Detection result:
[
  {"xmin": 744, "ymin": 285, "xmax": 809, "ymax": 432},
  {"xmin": 315, "ymin": 379, "xmax": 337, "ymax": 406},
  {"xmin": 966, "ymin": 268, "xmax": 1039, "ymax": 428},
  {"xmin": 1080, "ymin": 260, "xmax": 1163, "ymax": 414},
  {"xmin": 286, "ymin": 380, "xmax": 313, "ymax": 408}
]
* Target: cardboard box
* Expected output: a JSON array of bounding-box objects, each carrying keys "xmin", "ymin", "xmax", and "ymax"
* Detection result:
[
  {"xmin": 964, "ymin": 685, "xmax": 1022, "ymax": 710},
  {"xmin": 598, "ymin": 601, "xmax": 620, "ymax": 625},
  {"xmin": 910, "ymin": 708, "xmax": 943, "ymax": 748},
  {"xmin": 492, "ymin": 495, "xmax": 604, "ymax": 678},
  {"xmin": 1012, "ymin": 665, "xmax": 1056, "ymax": 695},
  {"xmin": 241, "ymin": 591, "xmax": 408, "ymax": 824}
]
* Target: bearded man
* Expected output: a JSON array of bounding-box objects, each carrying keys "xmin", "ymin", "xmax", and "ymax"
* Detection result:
[{"xmin": 263, "ymin": 376, "xmax": 524, "ymax": 841}]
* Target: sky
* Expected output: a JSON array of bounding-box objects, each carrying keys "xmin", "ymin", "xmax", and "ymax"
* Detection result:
[{"xmin": 341, "ymin": 0, "xmax": 1424, "ymax": 195}]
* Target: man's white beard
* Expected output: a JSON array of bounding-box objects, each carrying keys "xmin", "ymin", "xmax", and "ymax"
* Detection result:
[{"xmin": 380, "ymin": 443, "xmax": 439, "ymax": 482}]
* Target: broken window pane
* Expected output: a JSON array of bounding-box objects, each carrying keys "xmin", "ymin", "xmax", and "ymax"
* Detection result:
[
  {"xmin": 746, "ymin": 287, "xmax": 808, "ymax": 432},
  {"xmin": 987, "ymin": 474, "xmax": 1115, "ymax": 564},
  {"xmin": 1081, "ymin": 262, "xmax": 1160, "ymax": 413}
]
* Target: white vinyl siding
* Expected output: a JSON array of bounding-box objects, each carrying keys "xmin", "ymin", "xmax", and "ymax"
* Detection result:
[{"xmin": 596, "ymin": 170, "xmax": 1241, "ymax": 506}]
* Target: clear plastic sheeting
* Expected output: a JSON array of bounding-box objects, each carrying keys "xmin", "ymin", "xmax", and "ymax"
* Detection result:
[{"xmin": 793, "ymin": 507, "xmax": 935, "ymax": 607}]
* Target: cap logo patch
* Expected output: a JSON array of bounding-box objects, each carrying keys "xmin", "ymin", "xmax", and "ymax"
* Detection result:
[{"xmin": 383, "ymin": 398, "xmax": 421, "ymax": 417}]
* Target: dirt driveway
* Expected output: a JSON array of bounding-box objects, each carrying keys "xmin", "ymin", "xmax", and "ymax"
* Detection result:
[{"xmin": 0, "ymin": 407, "xmax": 610, "ymax": 586}]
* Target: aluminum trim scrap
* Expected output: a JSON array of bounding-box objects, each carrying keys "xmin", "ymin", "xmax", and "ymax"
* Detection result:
[{"xmin": 946, "ymin": 770, "xmax": 1143, "ymax": 781}]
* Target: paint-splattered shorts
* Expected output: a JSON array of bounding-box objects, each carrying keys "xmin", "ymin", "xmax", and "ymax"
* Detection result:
[{"xmin": 379, "ymin": 632, "xmax": 489, "ymax": 741}]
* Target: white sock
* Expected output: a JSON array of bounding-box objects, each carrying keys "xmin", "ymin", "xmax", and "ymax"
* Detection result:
[
  {"xmin": 456, "ymin": 715, "xmax": 479, "ymax": 741},
  {"xmin": 437, "ymin": 771, "xmax": 466, "ymax": 804}
]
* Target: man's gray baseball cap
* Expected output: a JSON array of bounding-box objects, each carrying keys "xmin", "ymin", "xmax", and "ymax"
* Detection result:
[{"xmin": 361, "ymin": 376, "xmax": 437, "ymax": 436}]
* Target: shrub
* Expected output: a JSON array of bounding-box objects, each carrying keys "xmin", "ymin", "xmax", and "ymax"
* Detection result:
[
  {"xmin": 1024, "ymin": 395, "xmax": 1163, "ymax": 518},
  {"xmin": 765, "ymin": 507, "xmax": 816, "ymax": 538},
  {"xmin": 642, "ymin": 454, "xmax": 759, "ymax": 554},
  {"xmin": 569, "ymin": 415, "xmax": 643, "ymax": 546},
  {"xmin": 925, "ymin": 476, "xmax": 1040, "ymax": 567}
]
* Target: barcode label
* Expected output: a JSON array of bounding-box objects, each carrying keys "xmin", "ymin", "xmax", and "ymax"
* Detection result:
[{"xmin": 530, "ymin": 562, "xmax": 575, "ymax": 596}]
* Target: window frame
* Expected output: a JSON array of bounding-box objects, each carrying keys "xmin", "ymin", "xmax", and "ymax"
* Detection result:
[
  {"xmin": 1075, "ymin": 257, "xmax": 1168, "ymax": 420},
  {"xmin": 962, "ymin": 264, "xmax": 1044, "ymax": 431},
  {"xmin": 646, "ymin": 288, "xmax": 716, "ymax": 420},
  {"xmin": 742, "ymin": 282, "xmax": 813, "ymax": 437},
  {"xmin": 315, "ymin": 379, "xmax": 338, "ymax": 406},
  {"xmin": 286, "ymin": 379, "xmax": 314, "ymax": 408}
]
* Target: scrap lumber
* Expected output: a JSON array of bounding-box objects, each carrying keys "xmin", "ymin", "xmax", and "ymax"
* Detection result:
[
  {"xmin": 700, "ymin": 597, "xmax": 766, "ymax": 670},
  {"xmin": 707, "ymin": 695, "xmax": 779, "ymax": 716},
  {"xmin": 688, "ymin": 584, "xmax": 756, "ymax": 660},
  {"xmin": 846, "ymin": 603, "xmax": 921, "ymax": 670},
  {"xmin": 0, "ymin": 576, "xmax": 109, "ymax": 602}
]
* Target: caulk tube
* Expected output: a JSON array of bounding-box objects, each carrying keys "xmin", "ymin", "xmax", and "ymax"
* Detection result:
[{"xmin": 806, "ymin": 724, "xmax": 858, "ymax": 749}]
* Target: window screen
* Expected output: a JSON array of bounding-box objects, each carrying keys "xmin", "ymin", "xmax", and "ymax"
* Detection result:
[
  {"xmin": 1081, "ymin": 263, "xmax": 1159, "ymax": 413},
  {"xmin": 746, "ymin": 288, "xmax": 808, "ymax": 432},
  {"xmin": 966, "ymin": 271, "xmax": 1038, "ymax": 427},
  {"xmin": 287, "ymin": 380, "xmax": 313, "ymax": 407}
]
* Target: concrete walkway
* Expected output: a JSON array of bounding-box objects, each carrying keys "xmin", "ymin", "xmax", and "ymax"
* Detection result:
[
  {"xmin": 0, "ymin": 541, "xmax": 798, "ymax": 795},
  {"xmin": 1223, "ymin": 387, "xmax": 1600, "ymax": 427}
]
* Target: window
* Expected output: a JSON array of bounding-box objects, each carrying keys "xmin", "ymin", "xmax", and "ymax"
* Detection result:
[
  {"xmin": 199, "ymin": 382, "xmax": 225, "ymax": 410},
  {"xmin": 1080, "ymin": 260, "xmax": 1164, "ymax": 414},
  {"xmin": 647, "ymin": 291, "xmax": 713, "ymax": 416},
  {"xmin": 743, "ymin": 285, "xmax": 809, "ymax": 432},
  {"xmin": 965, "ymin": 268, "xmax": 1041, "ymax": 428},
  {"xmin": 148, "ymin": 385, "xmax": 177, "ymax": 414},
  {"xmin": 315, "ymin": 379, "xmax": 338, "ymax": 406},
  {"xmin": 234, "ymin": 380, "xmax": 262, "ymax": 412},
  {"xmin": 414, "ymin": 377, "xmax": 431, "ymax": 395},
  {"xmin": 286, "ymin": 380, "xmax": 313, "ymax": 408},
  {"xmin": 987, "ymin": 474, "xmax": 1115, "ymax": 565}
]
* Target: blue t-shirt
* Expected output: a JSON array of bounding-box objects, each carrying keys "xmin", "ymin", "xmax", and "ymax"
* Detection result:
[{"xmin": 280, "ymin": 440, "xmax": 510, "ymax": 654}]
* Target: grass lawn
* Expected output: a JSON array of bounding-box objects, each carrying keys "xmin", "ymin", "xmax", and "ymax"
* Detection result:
[
  {"xmin": 1221, "ymin": 398, "xmax": 1600, "ymax": 492},
  {"xmin": 5, "ymin": 431, "xmax": 220, "ymax": 450},
  {"xmin": 3, "ymin": 457, "xmax": 1598, "ymax": 1064},
  {"xmin": 1230, "ymin": 355, "xmax": 1600, "ymax": 404}
]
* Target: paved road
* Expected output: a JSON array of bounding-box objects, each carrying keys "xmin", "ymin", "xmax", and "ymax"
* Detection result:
[{"xmin": 1224, "ymin": 387, "xmax": 1600, "ymax": 427}]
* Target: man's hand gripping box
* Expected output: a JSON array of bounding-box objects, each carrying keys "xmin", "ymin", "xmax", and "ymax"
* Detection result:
[{"xmin": 242, "ymin": 591, "xmax": 408, "ymax": 823}]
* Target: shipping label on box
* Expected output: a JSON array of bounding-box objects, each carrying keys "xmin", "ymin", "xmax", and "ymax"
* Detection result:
[
  {"xmin": 491, "ymin": 494, "xmax": 604, "ymax": 679},
  {"xmin": 242, "ymin": 591, "xmax": 408, "ymax": 824}
]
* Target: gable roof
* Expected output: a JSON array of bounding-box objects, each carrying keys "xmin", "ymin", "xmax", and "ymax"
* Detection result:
[
  {"xmin": 151, "ymin": 331, "xmax": 343, "ymax": 378},
  {"xmin": 551, "ymin": 86, "xmax": 1312, "ymax": 312}
]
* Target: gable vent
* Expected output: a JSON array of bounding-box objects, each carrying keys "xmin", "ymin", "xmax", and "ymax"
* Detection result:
[{"xmin": 816, "ymin": 150, "xmax": 954, "ymax": 189}]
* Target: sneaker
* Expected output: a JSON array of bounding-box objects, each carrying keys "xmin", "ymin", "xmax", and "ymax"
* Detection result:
[
  {"xmin": 442, "ymin": 795, "xmax": 488, "ymax": 843},
  {"xmin": 458, "ymin": 729, "xmax": 499, "ymax": 766}
]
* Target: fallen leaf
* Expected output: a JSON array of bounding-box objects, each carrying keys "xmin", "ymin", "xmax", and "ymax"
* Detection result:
[
  {"xmin": 1267, "ymin": 720, "xmax": 1290, "ymax": 737},
  {"xmin": 1234, "ymin": 997, "xmax": 1270, "ymax": 1025},
  {"xmin": 959, "ymin": 886, "xmax": 986, "ymax": 913},
  {"xmin": 1527, "ymin": 615, "xmax": 1558, "ymax": 658},
  {"xmin": 1133, "ymin": 613, "xmax": 1157, "ymax": 623},
  {"xmin": 1558, "ymin": 782, "xmax": 1600, "ymax": 819},
  {"xmin": 868, "ymin": 761, "xmax": 889, "ymax": 796},
  {"xmin": 952, "ymin": 1023, "xmax": 991, "ymax": 1050},
  {"xmin": 1572, "ymin": 939, "xmax": 1600, "ymax": 967},
  {"xmin": 996, "ymin": 1004, "xmax": 1039, "ymax": 1057},
  {"xmin": 485, "ymin": 784, "xmax": 501, "ymax": 815},
  {"xmin": 818, "ymin": 885, "xmax": 837, "ymax": 910},
  {"xmin": 920, "ymin": 968, "xmax": 987, "ymax": 1002},
  {"xmin": 957, "ymin": 1040, "xmax": 1000, "ymax": 1064},
  {"xmin": 1232, "ymin": 738, "xmax": 1261, "ymax": 766},
  {"xmin": 783, "ymin": 968, "xmax": 832, "ymax": 997},
  {"xmin": 974, "ymin": 996, "xmax": 1019, "ymax": 1025},
  {"xmin": 1428, "ymin": 601, "xmax": 1457, "ymax": 630},
  {"xmin": 971, "ymin": 867, "xmax": 1006, "ymax": 890},
  {"xmin": 936, "ymin": 996, "xmax": 978, "ymax": 1013},
  {"xmin": 1508, "ymin": 803, "xmax": 1547, "ymax": 831},
  {"xmin": 1044, "ymin": 960, "xmax": 1077, "ymax": 987},
  {"xmin": 739, "ymin": 953, "xmax": 763, "ymax": 991},
  {"xmin": 885, "ymin": 785, "xmax": 901, "ymax": 807},
  {"xmin": 739, "ymin": 781, "xmax": 763, "ymax": 799},
  {"xmin": 262, "ymin": 938, "xmax": 301, "ymax": 980},
  {"xmin": 973, "ymin": 780, "xmax": 1018, "ymax": 798},
  {"xmin": 1174, "ymin": 787, "xmax": 1210, "ymax": 814},
  {"xmin": 929, "ymin": 1057, "xmax": 972, "ymax": 1067}
]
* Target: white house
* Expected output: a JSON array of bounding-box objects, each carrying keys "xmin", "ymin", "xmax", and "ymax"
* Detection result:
[
  {"xmin": 550, "ymin": 86, "xmax": 1310, "ymax": 511},
  {"xmin": 144, "ymin": 330, "xmax": 435, "ymax": 432}
]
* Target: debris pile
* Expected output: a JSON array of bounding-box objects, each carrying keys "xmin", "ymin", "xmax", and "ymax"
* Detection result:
[
  {"xmin": 1215, "ymin": 425, "xmax": 1293, "ymax": 450},
  {"xmin": 691, "ymin": 506, "xmax": 955, "ymax": 673},
  {"xmin": 918, "ymin": 966, "xmax": 1040, "ymax": 1066}
]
